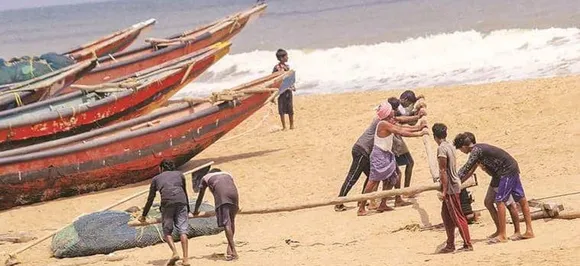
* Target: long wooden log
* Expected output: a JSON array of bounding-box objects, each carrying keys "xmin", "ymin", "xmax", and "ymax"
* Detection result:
[
  {"xmin": 129, "ymin": 178, "xmax": 478, "ymax": 227},
  {"xmin": 557, "ymin": 210, "xmax": 580, "ymax": 219},
  {"xmin": 524, "ymin": 210, "xmax": 580, "ymax": 221},
  {"xmin": 422, "ymin": 133, "xmax": 440, "ymax": 183},
  {"xmin": 4, "ymin": 161, "xmax": 214, "ymax": 266}
]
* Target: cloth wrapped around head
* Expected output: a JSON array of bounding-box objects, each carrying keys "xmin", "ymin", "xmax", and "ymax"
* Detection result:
[{"xmin": 376, "ymin": 101, "xmax": 393, "ymax": 120}]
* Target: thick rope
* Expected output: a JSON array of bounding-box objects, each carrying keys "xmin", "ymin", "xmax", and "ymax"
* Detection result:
[
  {"xmin": 228, "ymin": 16, "xmax": 241, "ymax": 34},
  {"xmin": 12, "ymin": 93, "xmax": 23, "ymax": 107}
]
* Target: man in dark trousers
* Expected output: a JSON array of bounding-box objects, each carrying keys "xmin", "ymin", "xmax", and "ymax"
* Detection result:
[
  {"xmin": 193, "ymin": 168, "xmax": 240, "ymax": 261},
  {"xmin": 139, "ymin": 160, "xmax": 191, "ymax": 266}
]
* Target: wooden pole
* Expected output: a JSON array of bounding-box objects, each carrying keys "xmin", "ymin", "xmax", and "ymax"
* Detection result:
[
  {"xmin": 522, "ymin": 209, "xmax": 580, "ymax": 221},
  {"xmin": 422, "ymin": 133, "xmax": 440, "ymax": 183},
  {"xmin": 557, "ymin": 211, "xmax": 580, "ymax": 220},
  {"xmin": 129, "ymin": 178, "xmax": 478, "ymax": 227},
  {"xmin": 4, "ymin": 161, "xmax": 215, "ymax": 266}
]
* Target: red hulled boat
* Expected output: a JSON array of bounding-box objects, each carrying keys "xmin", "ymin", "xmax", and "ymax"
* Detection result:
[
  {"xmin": 0, "ymin": 42, "xmax": 230, "ymax": 151},
  {"xmin": 0, "ymin": 70, "xmax": 295, "ymax": 210}
]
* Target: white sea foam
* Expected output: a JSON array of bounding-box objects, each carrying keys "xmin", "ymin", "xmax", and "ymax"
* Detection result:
[{"xmin": 176, "ymin": 27, "xmax": 580, "ymax": 97}]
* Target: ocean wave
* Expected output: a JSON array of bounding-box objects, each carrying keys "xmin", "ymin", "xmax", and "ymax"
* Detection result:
[{"xmin": 176, "ymin": 27, "xmax": 580, "ymax": 97}]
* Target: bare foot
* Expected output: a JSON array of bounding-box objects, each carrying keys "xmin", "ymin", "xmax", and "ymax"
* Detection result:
[
  {"xmin": 357, "ymin": 209, "xmax": 368, "ymax": 216},
  {"xmin": 225, "ymin": 254, "xmax": 239, "ymax": 261},
  {"xmin": 521, "ymin": 231, "xmax": 535, "ymax": 239},
  {"xmin": 487, "ymin": 231, "xmax": 499, "ymax": 239},
  {"xmin": 509, "ymin": 233, "xmax": 524, "ymax": 241},
  {"xmin": 487, "ymin": 237, "xmax": 508, "ymax": 245},
  {"xmin": 376, "ymin": 205, "xmax": 394, "ymax": 212}
]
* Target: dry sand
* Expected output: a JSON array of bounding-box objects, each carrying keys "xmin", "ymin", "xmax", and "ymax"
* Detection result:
[{"xmin": 1, "ymin": 75, "xmax": 580, "ymax": 266}]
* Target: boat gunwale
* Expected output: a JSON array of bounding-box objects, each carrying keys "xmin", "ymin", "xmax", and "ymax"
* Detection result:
[{"xmin": 92, "ymin": 3, "xmax": 265, "ymax": 70}]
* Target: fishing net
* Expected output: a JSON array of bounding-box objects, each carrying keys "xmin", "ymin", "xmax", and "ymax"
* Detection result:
[
  {"xmin": 51, "ymin": 202, "xmax": 222, "ymax": 258},
  {"xmin": 0, "ymin": 53, "xmax": 75, "ymax": 86}
]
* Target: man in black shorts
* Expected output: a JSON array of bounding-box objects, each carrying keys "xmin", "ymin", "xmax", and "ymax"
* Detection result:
[{"xmin": 140, "ymin": 160, "xmax": 191, "ymax": 266}]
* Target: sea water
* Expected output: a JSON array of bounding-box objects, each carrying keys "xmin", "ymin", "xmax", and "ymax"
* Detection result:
[{"xmin": 1, "ymin": 0, "xmax": 579, "ymax": 96}]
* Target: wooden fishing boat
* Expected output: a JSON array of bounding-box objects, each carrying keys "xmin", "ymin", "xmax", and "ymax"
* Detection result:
[
  {"xmin": 64, "ymin": 19, "xmax": 156, "ymax": 62},
  {"xmin": 0, "ymin": 60, "xmax": 97, "ymax": 111},
  {"xmin": 0, "ymin": 70, "xmax": 295, "ymax": 210},
  {"xmin": 0, "ymin": 19, "xmax": 155, "ymax": 110},
  {"xmin": 0, "ymin": 42, "xmax": 231, "ymax": 151},
  {"xmin": 57, "ymin": 3, "xmax": 267, "ymax": 94}
]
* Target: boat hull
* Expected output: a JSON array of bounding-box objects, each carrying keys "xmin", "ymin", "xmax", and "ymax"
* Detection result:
[{"xmin": 0, "ymin": 87, "xmax": 273, "ymax": 210}]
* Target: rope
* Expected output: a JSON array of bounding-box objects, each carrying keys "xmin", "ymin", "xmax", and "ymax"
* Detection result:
[
  {"xmin": 13, "ymin": 93, "xmax": 23, "ymax": 107},
  {"xmin": 28, "ymin": 58, "xmax": 35, "ymax": 78},
  {"xmin": 535, "ymin": 191, "xmax": 580, "ymax": 201},
  {"xmin": 108, "ymin": 54, "xmax": 118, "ymax": 63},
  {"xmin": 228, "ymin": 16, "xmax": 241, "ymax": 34},
  {"xmin": 216, "ymin": 103, "xmax": 275, "ymax": 143}
]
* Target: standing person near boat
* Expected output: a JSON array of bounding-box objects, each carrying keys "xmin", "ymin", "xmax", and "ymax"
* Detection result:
[
  {"xmin": 357, "ymin": 101, "xmax": 428, "ymax": 216},
  {"xmin": 193, "ymin": 168, "xmax": 240, "ymax": 261},
  {"xmin": 272, "ymin": 48, "xmax": 295, "ymax": 130},
  {"xmin": 139, "ymin": 160, "xmax": 191, "ymax": 266}
]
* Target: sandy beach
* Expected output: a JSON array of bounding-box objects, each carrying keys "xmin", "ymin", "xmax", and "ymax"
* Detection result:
[{"xmin": 1, "ymin": 75, "xmax": 580, "ymax": 266}]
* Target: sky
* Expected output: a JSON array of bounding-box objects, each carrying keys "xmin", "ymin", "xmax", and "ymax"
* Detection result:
[{"xmin": 0, "ymin": 0, "xmax": 115, "ymax": 11}]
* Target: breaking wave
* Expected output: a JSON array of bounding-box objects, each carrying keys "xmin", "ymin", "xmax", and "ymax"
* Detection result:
[{"xmin": 177, "ymin": 27, "xmax": 580, "ymax": 97}]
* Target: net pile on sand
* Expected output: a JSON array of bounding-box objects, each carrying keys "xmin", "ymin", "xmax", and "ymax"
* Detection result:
[{"xmin": 51, "ymin": 202, "xmax": 221, "ymax": 258}]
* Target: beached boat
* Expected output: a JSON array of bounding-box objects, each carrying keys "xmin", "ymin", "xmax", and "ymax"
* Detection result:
[
  {"xmin": 0, "ymin": 60, "xmax": 97, "ymax": 111},
  {"xmin": 57, "ymin": 3, "xmax": 266, "ymax": 94},
  {"xmin": 0, "ymin": 42, "xmax": 230, "ymax": 151},
  {"xmin": 64, "ymin": 19, "xmax": 156, "ymax": 62},
  {"xmin": 0, "ymin": 70, "xmax": 295, "ymax": 210},
  {"xmin": 0, "ymin": 19, "xmax": 155, "ymax": 110}
]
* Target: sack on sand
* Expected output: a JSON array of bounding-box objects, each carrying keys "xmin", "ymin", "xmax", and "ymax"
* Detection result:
[{"xmin": 51, "ymin": 201, "xmax": 222, "ymax": 258}]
